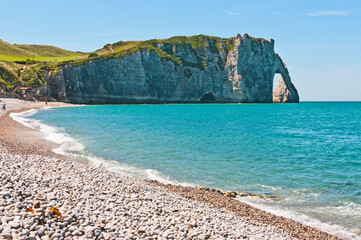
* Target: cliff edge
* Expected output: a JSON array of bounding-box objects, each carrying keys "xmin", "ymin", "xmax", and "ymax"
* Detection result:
[{"xmin": 44, "ymin": 34, "xmax": 299, "ymax": 103}]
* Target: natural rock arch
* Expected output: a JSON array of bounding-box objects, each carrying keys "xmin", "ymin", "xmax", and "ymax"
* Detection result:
[
  {"xmin": 45, "ymin": 34, "xmax": 300, "ymax": 104},
  {"xmin": 272, "ymin": 57, "xmax": 299, "ymax": 103}
]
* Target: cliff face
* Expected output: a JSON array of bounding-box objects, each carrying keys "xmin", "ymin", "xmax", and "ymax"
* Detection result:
[{"xmin": 45, "ymin": 34, "xmax": 299, "ymax": 103}]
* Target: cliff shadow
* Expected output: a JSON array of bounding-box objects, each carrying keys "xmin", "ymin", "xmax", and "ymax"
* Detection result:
[{"xmin": 200, "ymin": 92, "xmax": 216, "ymax": 103}]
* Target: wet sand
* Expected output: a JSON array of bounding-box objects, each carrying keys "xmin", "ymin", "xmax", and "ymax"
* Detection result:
[{"xmin": 0, "ymin": 98, "xmax": 74, "ymax": 157}]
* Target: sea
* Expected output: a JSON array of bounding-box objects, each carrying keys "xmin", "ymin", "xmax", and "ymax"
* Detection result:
[{"xmin": 11, "ymin": 102, "xmax": 361, "ymax": 239}]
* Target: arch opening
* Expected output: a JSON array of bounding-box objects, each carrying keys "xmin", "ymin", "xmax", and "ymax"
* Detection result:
[
  {"xmin": 272, "ymin": 73, "xmax": 284, "ymax": 103},
  {"xmin": 273, "ymin": 73, "xmax": 282, "ymax": 91},
  {"xmin": 200, "ymin": 92, "xmax": 216, "ymax": 103}
]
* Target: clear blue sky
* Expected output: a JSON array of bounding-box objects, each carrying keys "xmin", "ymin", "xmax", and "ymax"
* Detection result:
[{"xmin": 1, "ymin": 0, "xmax": 360, "ymax": 101}]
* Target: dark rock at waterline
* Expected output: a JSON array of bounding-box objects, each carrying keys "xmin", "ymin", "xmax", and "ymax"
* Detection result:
[{"xmin": 198, "ymin": 186, "xmax": 277, "ymax": 199}]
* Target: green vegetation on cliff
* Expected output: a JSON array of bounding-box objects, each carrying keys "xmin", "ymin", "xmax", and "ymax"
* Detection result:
[
  {"xmin": 0, "ymin": 61, "xmax": 19, "ymax": 90},
  {"xmin": 58, "ymin": 35, "xmax": 241, "ymax": 69},
  {"xmin": 68, "ymin": 35, "xmax": 241, "ymax": 70},
  {"xmin": 0, "ymin": 39, "xmax": 87, "ymax": 93},
  {"xmin": 0, "ymin": 53, "xmax": 85, "ymax": 63},
  {"xmin": 93, "ymin": 35, "xmax": 237, "ymax": 63}
]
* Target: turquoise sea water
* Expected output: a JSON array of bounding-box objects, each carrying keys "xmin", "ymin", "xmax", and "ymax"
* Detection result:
[{"xmin": 18, "ymin": 102, "xmax": 361, "ymax": 238}]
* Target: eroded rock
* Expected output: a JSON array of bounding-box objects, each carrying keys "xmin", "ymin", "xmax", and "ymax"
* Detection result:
[{"xmin": 44, "ymin": 34, "xmax": 299, "ymax": 104}]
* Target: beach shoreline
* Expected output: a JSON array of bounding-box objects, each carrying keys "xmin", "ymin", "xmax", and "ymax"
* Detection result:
[{"xmin": 0, "ymin": 99, "xmax": 343, "ymax": 239}]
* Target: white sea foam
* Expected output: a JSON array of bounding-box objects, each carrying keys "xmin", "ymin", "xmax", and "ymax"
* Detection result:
[
  {"xmin": 255, "ymin": 184, "xmax": 284, "ymax": 191},
  {"xmin": 238, "ymin": 197, "xmax": 361, "ymax": 240},
  {"xmin": 10, "ymin": 109, "xmax": 40, "ymax": 129},
  {"xmin": 11, "ymin": 109, "xmax": 85, "ymax": 155},
  {"xmin": 237, "ymin": 183, "xmax": 360, "ymax": 239},
  {"xmin": 10, "ymin": 109, "xmax": 193, "ymax": 187}
]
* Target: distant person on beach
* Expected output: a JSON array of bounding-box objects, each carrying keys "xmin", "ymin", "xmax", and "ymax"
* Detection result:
[{"xmin": 2, "ymin": 102, "xmax": 6, "ymax": 111}]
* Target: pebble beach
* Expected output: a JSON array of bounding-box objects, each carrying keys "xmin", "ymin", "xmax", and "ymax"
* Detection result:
[{"xmin": 0, "ymin": 99, "xmax": 341, "ymax": 239}]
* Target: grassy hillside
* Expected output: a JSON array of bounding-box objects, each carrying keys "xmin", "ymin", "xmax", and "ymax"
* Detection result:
[
  {"xmin": 14, "ymin": 44, "xmax": 74, "ymax": 57},
  {"xmin": 0, "ymin": 39, "xmax": 79, "ymax": 57},
  {"xmin": 0, "ymin": 39, "xmax": 33, "ymax": 56},
  {"xmin": 0, "ymin": 53, "xmax": 85, "ymax": 63},
  {"xmin": 0, "ymin": 39, "xmax": 87, "ymax": 92},
  {"xmin": 0, "ymin": 61, "xmax": 20, "ymax": 90}
]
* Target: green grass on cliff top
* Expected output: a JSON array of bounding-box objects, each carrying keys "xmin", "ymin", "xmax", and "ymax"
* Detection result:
[
  {"xmin": 82, "ymin": 35, "xmax": 242, "ymax": 67},
  {"xmin": 0, "ymin": 53, "xmax": 85, "ymax": 63},
  {"xmin": 95, "ymin": 35, "xmax": 238, "ymax": 57}
]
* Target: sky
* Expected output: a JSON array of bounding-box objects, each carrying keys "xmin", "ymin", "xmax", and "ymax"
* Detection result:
[{"xmin": 1, "ymin": 0, "xmax": 360, "ymax": 101}]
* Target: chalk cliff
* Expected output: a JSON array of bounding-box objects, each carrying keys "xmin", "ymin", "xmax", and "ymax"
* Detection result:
[{"xmin": 45, "ymin": 34, "xmax": 299, "ymax": 103}]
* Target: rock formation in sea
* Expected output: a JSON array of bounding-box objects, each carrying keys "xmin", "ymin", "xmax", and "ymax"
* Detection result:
[{"xmin": 44, "ymin": 34, "xmax": 299, "ymax": 103}]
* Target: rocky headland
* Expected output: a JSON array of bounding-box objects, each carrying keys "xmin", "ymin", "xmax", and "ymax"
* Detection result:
[{"xmin": 37, "ymin": 34, "xmax": 299, "ymax": 104}]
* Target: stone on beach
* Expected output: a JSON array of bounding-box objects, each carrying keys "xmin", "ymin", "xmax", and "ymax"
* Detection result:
[{"xmin": 0, "ymin": 191, "xmax": 11, "ymax": 198}]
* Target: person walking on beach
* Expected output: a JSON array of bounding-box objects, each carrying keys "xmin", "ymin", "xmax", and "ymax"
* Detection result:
[{"xmin": 2, "ymin": 102, "xmax": 6, "ymax": 111}]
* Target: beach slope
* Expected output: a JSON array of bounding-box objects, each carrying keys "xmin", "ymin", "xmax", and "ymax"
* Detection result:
[{"xmin": 0, "ymin": 99, "xmax": 339, "ymax": 239}]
